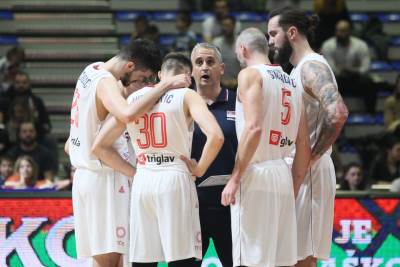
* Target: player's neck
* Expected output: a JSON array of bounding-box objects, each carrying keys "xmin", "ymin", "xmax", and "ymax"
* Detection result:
[
  {"xmin": 290, "ymin": 39, "xmax": 315, "ymax": 67},
  {"xmin": 197, "ymin": 86, "xmax": 222, "ymax": 102},
  {"xmin": 102, "ymin": 57, "xmax": 123, "ymax": 80},
  {"xmin": 246, "ymin": 52, "xmax": 270, "ymax": 66}
]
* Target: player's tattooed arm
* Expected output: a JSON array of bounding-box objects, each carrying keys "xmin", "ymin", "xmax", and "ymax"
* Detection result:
[{"xmin": 301, "ymin": 60, "xmax": 348, "ymax": 158}]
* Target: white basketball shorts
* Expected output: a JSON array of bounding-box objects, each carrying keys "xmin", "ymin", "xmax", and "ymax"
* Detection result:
[
  {"xmin": 129, "ymin": 168, "xmax": 202, "ymax": 263},
  {"xmin": 72, "ymin": 168, "xmax": 130, "ymax": 259},
  {"xmin": 231, "ymin": 159, "xmax": 297, "ymax": 267},
  {"xmin": 296, "ymin": 153, "xmax": 336, "ymax": 260}
]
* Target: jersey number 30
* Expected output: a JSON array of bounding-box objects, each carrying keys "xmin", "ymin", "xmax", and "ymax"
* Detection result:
[{"xmin": 135, "ymin": 112, "xmax": 167, "ymax": 149}]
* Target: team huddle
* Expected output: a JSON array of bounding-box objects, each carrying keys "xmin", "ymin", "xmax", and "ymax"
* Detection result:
[{"xmin": 66, "ymin": 7, "xmax": 348, "ymax": 267}]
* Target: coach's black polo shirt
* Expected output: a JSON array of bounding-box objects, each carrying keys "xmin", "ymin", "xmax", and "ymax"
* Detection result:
[{"xmin": 191, "ymin": 88, "xmax": 237, "ymax": 206}]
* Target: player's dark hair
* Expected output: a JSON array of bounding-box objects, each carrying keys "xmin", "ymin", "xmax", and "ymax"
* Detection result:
[
  {"xmin": 269, "ymin": 7, "xmax": 319, "ymax": 42},
  {"xmin": 161, "ymin": 52, "xmax": 192, "ymax": 75},
  {"xmin": 118, "ymin": 38, "xmax": 162, "ymax": 73}
]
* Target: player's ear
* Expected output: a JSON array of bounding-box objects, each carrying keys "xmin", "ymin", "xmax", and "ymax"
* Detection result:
[
  {"xmin": 158, "ymin": 70, "xmax": 162, "ymax": 80},
  {"xmin": 220, "ymin": 62, "xmax": 225, "ymax": 76},
  {"xmin": 287, "ymin": 26, "xmax": 297, "ymax": 41},
  {"xmin": 125, "ymin": 61, "xmax": 135, "ymax": 71}
]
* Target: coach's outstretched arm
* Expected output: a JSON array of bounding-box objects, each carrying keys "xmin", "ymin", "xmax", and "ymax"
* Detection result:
[
  {"xmin": 292, "ymin": 104, "xmax": 311, "ymax": 198},
  {"xmin": 91, "ymin": 117, "xmax": 136, "ymax": 177},
  {"xmin": 180, "ymin": 90, "xmax": 224, "ymax": 178},
  {"xmin": 97, "ymin": 73, "xmax": 191, "ymax": 124},
  {"xmin": 301, "ymin": 60, "xmax": 349, "ymax": 160},
  {"xmin": 221, "ymin": 68, "xmax": 263, "ymax": 206}
]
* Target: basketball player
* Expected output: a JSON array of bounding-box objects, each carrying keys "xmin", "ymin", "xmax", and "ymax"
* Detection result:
[
  {"xmin": 221, "ymin": 28, "xmax": 311, "ymax": 267},
  {"xmin": 91, "ymin": 52, "xmax": 224, "ymax": 266},
  {"xmin": 66, "ymin": 39, "xmax": 191, "ymax": 267},
  {"xmin": 268, "ymin": 7, "xmax": 349, "ymax": 267}
]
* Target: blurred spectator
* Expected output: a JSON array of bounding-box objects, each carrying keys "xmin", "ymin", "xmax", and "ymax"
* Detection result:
[
  {"xmin": 8, "ymin": 71, "xmax": 51, "ymax": 136},
  {"xmin": 202, "ymin": 0, "xmax": 242, "ymax": 43},
  {"xmin": 171, "ymin": 12, "xmax": 198, "ymax": 55},
  {"xmin": 321, "ymin": 20, "xmax": 377, "ymax": 113},
  {"xmin": 0, "ymin": 46, "xmax": 25, "ymax": 94},
  {"xmin": 340, "ymin": 162, "xmax": 369, "ymax": 190},
  {"xmin": 7, "ymin": 71, "xmax": 58, "ymax": 161},
  {"xmin": 0, "ymin": 155, "xmax": 13, "ymax": 186},
  {"xmin": 6, "ymin": 97, "xmax": 31, "ymax": 144},
  {"xmin": 314, "ymin": 0, "xmax": 350, "ymax": 49},
  {"xmin": 131, "ymin": 15, "xmax": 150, "ymax": 40},
  {"xmin": 369, "ymin": 135, "xmax": 400, "ymax": 183},
  {"xmin": 212, "ymin": 15, "xmax": 241, "ymax": 90},
  {"xmin": 0, "ymin": 46, "xmax": 25, "ymax": 122},
  {"xmin": 0, "ymin": 126, "xmax": 10, "ymax": 155},
  {"xmin": 360, "ymin": 16, "xmax": 391, "ymax": 61},
  {"xmin": 384, "ymin": 74, "xmax": 400, "ymax": 133},
  {"xmin": 7, "ymin": 121, "xmax": 57, "ymax": 181},
  {"xmin": 143, "ymin": 24, "xmax": 168, "ymax": 57},
  {"xmin": 3, "ymin": 155, "xmax": 53, "ymax": 189}
]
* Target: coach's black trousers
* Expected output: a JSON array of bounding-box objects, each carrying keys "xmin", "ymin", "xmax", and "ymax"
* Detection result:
[
  {"xmin": 132, "ymin": 258, "xmax": 196, "ymax": 267},
  {"xmin": 195, "ymin": 186, "xmax": 233, "ymax": 267}
]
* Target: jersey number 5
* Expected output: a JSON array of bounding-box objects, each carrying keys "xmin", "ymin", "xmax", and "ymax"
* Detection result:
[
  {"xmin": 281, "ymin": 88, "xmax": 291, "ymax": 125},
  {"xmin": 135, "ymin": 112, "xmax": 167, "ymax": 149}
]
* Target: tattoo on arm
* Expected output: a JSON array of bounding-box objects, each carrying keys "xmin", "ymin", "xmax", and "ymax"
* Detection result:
[{"xmin": 301, "ymin": 61, "xmax": 349, "ymax": 157}]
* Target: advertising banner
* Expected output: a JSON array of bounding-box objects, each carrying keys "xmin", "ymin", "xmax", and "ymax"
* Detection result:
[{"xmin": 0, "ymin": 196, "xmax": 399, "ymax": 267}]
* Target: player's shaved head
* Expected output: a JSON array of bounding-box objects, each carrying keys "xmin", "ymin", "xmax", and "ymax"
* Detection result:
[
  {"xmin": 161, "ymin": 52, "xmax": 192, "ymax": 76},
  {"xmin": 236, "ymin": 27, "xmax": 269, "ymax": 54}
]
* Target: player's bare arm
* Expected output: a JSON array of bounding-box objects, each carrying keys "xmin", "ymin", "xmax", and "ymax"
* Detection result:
[
  {"xmin": 292, "ymin": 104, "xmax": 311, "ymax": 198},
  {"xmin": 301, "ymin": 60, "xmax": 349, "ymax": 159},
  {"xmin": 64, "ymin": 137, "xmax": 70, "ymax": 155},
  {"xmin": 221, "ymin": 68, "xmax": 264, "ymax": 206},
  {"xmin": 91, "ymin": 117, "xmax": 136, "ymax": 177},
  {"xmin": 97, "ymin": 74, "xmax": 191, "ymax": 123},
  {"xmin": 180, "ymin": 90, "xmax": 224, "ymax": 177}
]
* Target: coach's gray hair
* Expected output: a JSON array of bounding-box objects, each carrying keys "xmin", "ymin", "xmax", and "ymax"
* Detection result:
[
  {"xmin": 236, "ymin": 27, "xmax": 268, "ymax": 54},
  {"xmin": 191, "ymin": 43, "xmax": 223, "ymax": 63}
]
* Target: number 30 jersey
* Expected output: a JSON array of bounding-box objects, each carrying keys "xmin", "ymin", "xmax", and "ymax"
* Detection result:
[
  {"xmin": 126, "ymin": 87, "xmax": 194, "ymax": 170},
  {"xmin": 235, "ymin": 64, "xmax": 301, "ymax": 164}
]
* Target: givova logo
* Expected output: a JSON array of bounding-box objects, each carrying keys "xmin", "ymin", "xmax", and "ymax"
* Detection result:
[{"xmin": 269, "ymin": 130, "xmax": 293, "ymax": 147}]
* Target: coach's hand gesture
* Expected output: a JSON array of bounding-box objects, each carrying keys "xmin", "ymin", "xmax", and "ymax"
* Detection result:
[{"xmin": 221, "ymin": 177, "xmax": 240, "ymax": 206}]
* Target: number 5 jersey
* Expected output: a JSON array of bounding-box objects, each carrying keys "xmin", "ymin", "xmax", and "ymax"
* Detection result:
[{"xmin": 235, "ymin": 64, "xmax": 301, "ymax": 163}]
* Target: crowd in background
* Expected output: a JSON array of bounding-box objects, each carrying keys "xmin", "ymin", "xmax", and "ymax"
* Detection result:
[{"xmin": 0, "ymin": 0, "xmax": 399, "ymax": 192}]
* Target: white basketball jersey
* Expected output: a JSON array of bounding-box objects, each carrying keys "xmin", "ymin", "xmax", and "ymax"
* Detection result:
[
  {"xmin": 69, "ymin": 62, "xmax": 113, "ymax": 170},
  {"xmin": 126, "ymin": 87, "xmax": 193, "ymax": 171},
  {"xmin": 290, "ymin": 53, "xmax": 337, "ymax": 155},
  {"xmin": 236, "ymin": 64, "xmax": 301, "ymax": 164}
]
